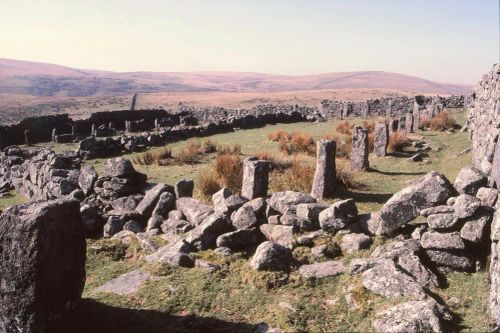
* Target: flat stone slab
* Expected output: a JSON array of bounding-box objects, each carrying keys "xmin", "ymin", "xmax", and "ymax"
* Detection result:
[
  {"xmin": 299, "ymin": 260, "xmax": 345, "ymax": 278},
  {"xmin": 96, "ymin": 269, "xmax": 151, "ymax": 295}
]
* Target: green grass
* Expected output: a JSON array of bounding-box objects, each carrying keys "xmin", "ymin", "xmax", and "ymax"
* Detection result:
[{"xmin": 0, "ymin": 191, "xmax": 27, "ymax": 211}]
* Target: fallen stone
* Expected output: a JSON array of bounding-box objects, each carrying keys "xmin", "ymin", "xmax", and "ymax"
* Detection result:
[
  {"xmin": 176, "ymin": 197, "xmax": 213, "ymax": 226},
  {"xmin": 216, "ymin": 228, "xmax": 262, "ymax": 250},
  {"xmin": 145, "ymin": 240, "xmax": 193, "ymax": 267},
  {"xmin": 421, "ymin": 231, "xmax": 465, "ymax": 250},
  {"xmin": 349, "ymin": 258, "xmax": 393, "ymax": 275},
  {"xmin": 296, "ymin": 202, "xmax": 328, "ymax": 227},
  {"xmin": 340, "ymin": 233, "xmax": 371, "ymax": 253},
  {"xmin": 96, "ymin": 269, "xmax": 151, "ymax": 295},
  {"xmin": 398, "ymin": 254, "xmax": 439, "ymax": 287},
  {"xmin": 78, "ymin": 165, "xmax": 98, "ymax": 195},
  {"xmin": 420, "ymin": 205, "xmax": 454, "ymax": 217},
  {"xmin": 453, "ymin": 194, "xmax": 481, "ymax": 219},
  {"xmin": 299, "ymin": 260, "xmax": 345, "ymax": 279},
  {"xmin": 460, "ymin": 208, "xmax": 491, "ymax": 243},
  {"xmin": 427, "ymin": 213, "xmax": 459, "ymax": 230},
  {"xmin": 371, "ymin": 239, "xmax": 421, "ymax": 260},
  {"xmin": 146, "ymin": 191, "xmax": 176, "ymax": 231},
  {"xmin": 260, "ymin": 224, "xmax": 294, "ymax": 247},
  {"xmin": 369, "ymin": 171, "xmax": 454, "ymax": 235},
  {"xmin": 135, "ymin": 183, "xmax": 173, "ymax": 219},
  {"xmin": 232, "ymin": 205, "xmax": 258, "ymax": 229},
  {"xmin": 185, "ymin": 214, "xmax": 232, "ymax": 250},
  {"xmin": 372, "ymin": 300, "xmax": 448, "ymax": 333},
  {"xmin": 476, "ymin": 187, "xmax": 498, "ymax": 207},
  {"xmin": 280, "ymin": 212, "xmax": 316, "ymax": 231},
  {"xmin": 425, "ymin": 249, "xmax": 474, "ymax": 271},
  {"xmin": 454, "ymin": 165, "xmax": 487, "ymax": 195},
  {"xmin": 250, "ymin": 241, "xmax": 293, "ymax": 271},
  {"xmin": 268, "ymin": 191, "xmax": 316, "ymax": 214},
  {"xmin": 319, "ymin": 199, "xmax": 358, "ymax": 232},
  {"xmin": 361, "ymin": 261, "xmax": 426, "ymax": 299},
  {"xmin": 195, "ymin": 259, "xmax": 221, "ymax": 273}
]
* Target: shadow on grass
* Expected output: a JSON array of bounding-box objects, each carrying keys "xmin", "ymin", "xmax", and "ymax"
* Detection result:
[
  {"xmin": 339, "ymin": 189, "xmax": 393, "ymax": 204},
  {"xmin": 52, "ymin": 299, "xmax": 257, "ymax": 333},
  {"xmin": 368, "ymin": 167, "xmax": 426, "ymax": 176}
]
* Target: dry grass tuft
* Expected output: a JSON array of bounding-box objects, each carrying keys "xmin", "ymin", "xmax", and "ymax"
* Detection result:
[
  {"xmin": 336, "ymin": 120, "xmax": 354, "ymax": 136},
  {"xmin": 419, "ymin": 116, "xmax": 431, "ymax": 130},
  {"xmin": 132, "ymin": 146, "xmax": 173, "ymax": 166},
  {"xmin": 430, "ymin": 112, "xmax": 456, "ymax": 131},
  {"xmin": 267, "ymin": 129, "xmax": 290, "ymax": 142},
  {"xmin": 388, "ymin": 131, "xmax": 411, "ymax": 153},
  {"xmin": 255, "ymin": 150, "xmax": 292, "ymax": 172},
  {"xmin": 323, "ymin": 133, "xmax": 352, "ymax": 158},
  {"xmin": 278, "ymin": 131, "xmax": 316, "ymax": 155}
]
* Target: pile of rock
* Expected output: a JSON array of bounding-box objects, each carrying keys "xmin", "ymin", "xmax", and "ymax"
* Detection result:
[{"xmin": 0, "ymin": 147, "xmax": 81, "ymax": 201}]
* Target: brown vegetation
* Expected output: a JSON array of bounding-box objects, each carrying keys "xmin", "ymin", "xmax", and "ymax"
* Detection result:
[
  {"xmin": 277, "ymin": 131, "xmax": 316, "ymax": 155},
  {"xmin": 197, "ymin": 152, "xmax": 244, "ymax": 200},
  {"xmin": 132, "ymin": 147, "xmax": 172, "ymax": 166},
  {"xmin": 430, "ymin": 111, "xmax": 456, "ymax": 131},
  {"xmin": 388, "ymin": 131, "xmax": 411, "ymax": 153}
]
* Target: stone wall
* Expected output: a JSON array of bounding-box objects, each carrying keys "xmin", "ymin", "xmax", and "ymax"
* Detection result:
[
  {"xmin": 468, "ymin": 64, "xmax": 500, "ymax": 179},
  {"xmin": 0, "ymin": 94, "xmax": 465, "ymax": 150}
]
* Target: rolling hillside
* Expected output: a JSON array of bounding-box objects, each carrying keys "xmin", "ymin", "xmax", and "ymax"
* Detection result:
[{"xmin": 0, "ymin": 58, "xmax": 471, "ymax": 97}]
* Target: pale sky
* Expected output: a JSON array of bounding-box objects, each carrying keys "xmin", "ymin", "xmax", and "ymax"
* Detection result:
[{"xmin": 1, "ymin": 0, "xmax": 498, "ymax": 84}]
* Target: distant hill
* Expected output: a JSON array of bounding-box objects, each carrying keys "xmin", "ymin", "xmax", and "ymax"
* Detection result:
[{"xmin": 0, "ymin": 58, "xmax": 471, "ymax": 97}]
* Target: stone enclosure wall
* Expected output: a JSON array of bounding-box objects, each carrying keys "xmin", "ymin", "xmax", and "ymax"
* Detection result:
[{"xmin": 0, "ymin": 94, "xmax": 464, "ymax": 150}]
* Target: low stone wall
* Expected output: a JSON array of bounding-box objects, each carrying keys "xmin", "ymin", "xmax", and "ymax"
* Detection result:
[{"xmin": 0, "ymin": 94, "xmax": 465, "ymax": 149}]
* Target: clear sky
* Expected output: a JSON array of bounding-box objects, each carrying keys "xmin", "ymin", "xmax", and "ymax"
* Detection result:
[{"xmin": 1, "ymin": 0, "xmax": 498, "ymax": 84}]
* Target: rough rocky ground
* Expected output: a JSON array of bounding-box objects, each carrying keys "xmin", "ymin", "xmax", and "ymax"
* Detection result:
[{"xmin": 3, "ymin": 109, "xmax": 486, "ymax": 333}]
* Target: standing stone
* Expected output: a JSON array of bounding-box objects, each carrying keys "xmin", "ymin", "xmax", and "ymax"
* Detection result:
[
  {"xmin": 374, "ymin": 122, "xmax": 389, "ymax": 157},
  {"xmin": 108, "ymin": 122, "xmax": 114, "ymax": 130},
  {"xmin": 24, "ymin": 129, "xmax": 30, "ymax": 146},
  {"xmin": 71, "ymin": 125, "xmax": 77, "ymax": 137},
  {"xmin": 175, "ymin": 179, "xmax": 194, "ymax": 198},
  {"xmin": 125, "ymin": 121, "xmax": 131, "ymax": 132},
  {"xmin": 389, "ymin": 118, "xmax": 399, "ymax": 135},
  {"xmin": 362, "ymin": 101, "xmax": 369, "ymax": 119},
  {"xmin": 386, "ymin": 100, "xmax": 393, "ymax": 117},
  {"xmin": 311, "ymin": 140, "xmax": 336, "ymax": 200},
  {"xmin": 241, "ymin": 157, "xmax": 270, "ymax": 199},
  {"xmin": 351, "ymin": 126, "xmax": 369, "ymax": 171},
  {"xmin": 0, "ymin": 199, "xmax": 86, "ymax": 332},
  {"xmin": 405, "ymin": 113, "xmax": 414, "ymax": 133},
  {"xmin": 154, "ymin": 118, "xmax": 159, "ymax": 130},
  {"xmin": 52, "ymin": 128, "xmax": 57, "ymax": 142},
  {"xmin": 398, "ymin": 116, "xmax": 406, "ymax": 132},
  {"xmin": 91, "ymin": 124, "xmax": 96, "ymax": 136},
  {"xmin": 413, "ymin": 109, "xmax": 420, "ymax": 130}
]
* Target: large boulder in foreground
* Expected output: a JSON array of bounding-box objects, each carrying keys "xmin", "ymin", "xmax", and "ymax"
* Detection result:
[
  {"xmin": 369, "ymin": 171, "xmax": 454, "ymax": 235},
  {"xmin": 0, "ymin": 199, "xmax": 86, "ymax": 332}
]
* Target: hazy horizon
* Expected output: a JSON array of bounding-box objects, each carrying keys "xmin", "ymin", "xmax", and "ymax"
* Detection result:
[{"xmin": 1, "ymin": 0, "xmax": 499, "ymax": 84}]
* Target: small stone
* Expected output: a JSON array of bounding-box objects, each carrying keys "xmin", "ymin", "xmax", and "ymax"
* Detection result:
[
  {"xmin": 318, "ymin": 199, "xmax": 358, "ymax": 232},
  {"xmin": 421, "ymin": 231, "xmax": 465, "ymax": 250},
  {"xmin": 476, "ymin": 187, "xmax": 498, "ymax": 207},
  {"xmin": 340, "ymin": 233, "xmax": 371, "ymax": 253},
  {"xmin": 453, "ymin": 194, "xmax": 481, "ymax": 219},
  {"xmin": 259, "ymin": 224, "xmax": 294, "ymax": 247},
  {"xmin": 299, "ymin": 260, "xmax": 345, "ymax": 279},
  {"xmin": 250, "ymin": 241, "xmax": 293, "ymax": 271},
  {"xmin": 453, "ymin": 165, "xmax": 487, "ymax": 195}
]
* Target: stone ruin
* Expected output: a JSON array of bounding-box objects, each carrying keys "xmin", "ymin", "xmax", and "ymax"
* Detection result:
[{"xmin": 0, "ymin": 78, "xmax": 490, "ymax": 331}]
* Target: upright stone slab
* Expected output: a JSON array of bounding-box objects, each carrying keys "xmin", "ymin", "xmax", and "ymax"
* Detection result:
[
  {"xmin": 413, "ymin": 109, "xmax": 420, "ymax": 130},
  {"xmin": 311, "ymin": 140, "xmax": 336, "ymax": 200},
  {"xmin": 386, "ymin": 100, "xmax": 393, "ymax": 117},
  {"xmin": 405, "ymin": 113, "xmax": 414, "ymax": 133},
  {"xmin": 0, "ymin": 199, "xmax": 86, "ymax": 332},
  {"xmin": 175, "ymin": 179, "xmax": 194, "ymax": 198},
  {"xmin": 125, "ymin": 121, "xmax": 131, "ymax": 132},
  {"xmin": 52, "ymin": 128, "xmax": 57, "ymax": 142},
  {"xmin": 91, "ymin": 124, "xmax": 96, "ymax": 136},
  {"xmin": 398, "ymin": 116, "xmax": 406, "ymax": 132},
  {"xmin": 242, "ymin": 157, "xmax": 270, "ymax": 199},
  {"xmin": 374, "ymin": 122, "xmax": 389, "ymax": 157},
  {"xmin": 351, "ymin": 126, "xmax": 369, "ymax": 171},
  {"xmin": 361, "ymin": 102, "xmax": 369, "ymax": 119},
  {"xmin": 154, "ymin": 118, "xmax": 159, "ymax": 130},
  {"xmin": 71, "ymin": 125, "xmax": 77, "ymax": 137},
  {"xmin": 388, "ymin": 118, "xmax": 399, "ymax": 135},
  {"xmin": 24, "ymin": 129, "xmax": 30, "ymax": 146},
  {"xmin": 108, "ymin": 122, "xmax": 114, "ymax": 130}
]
